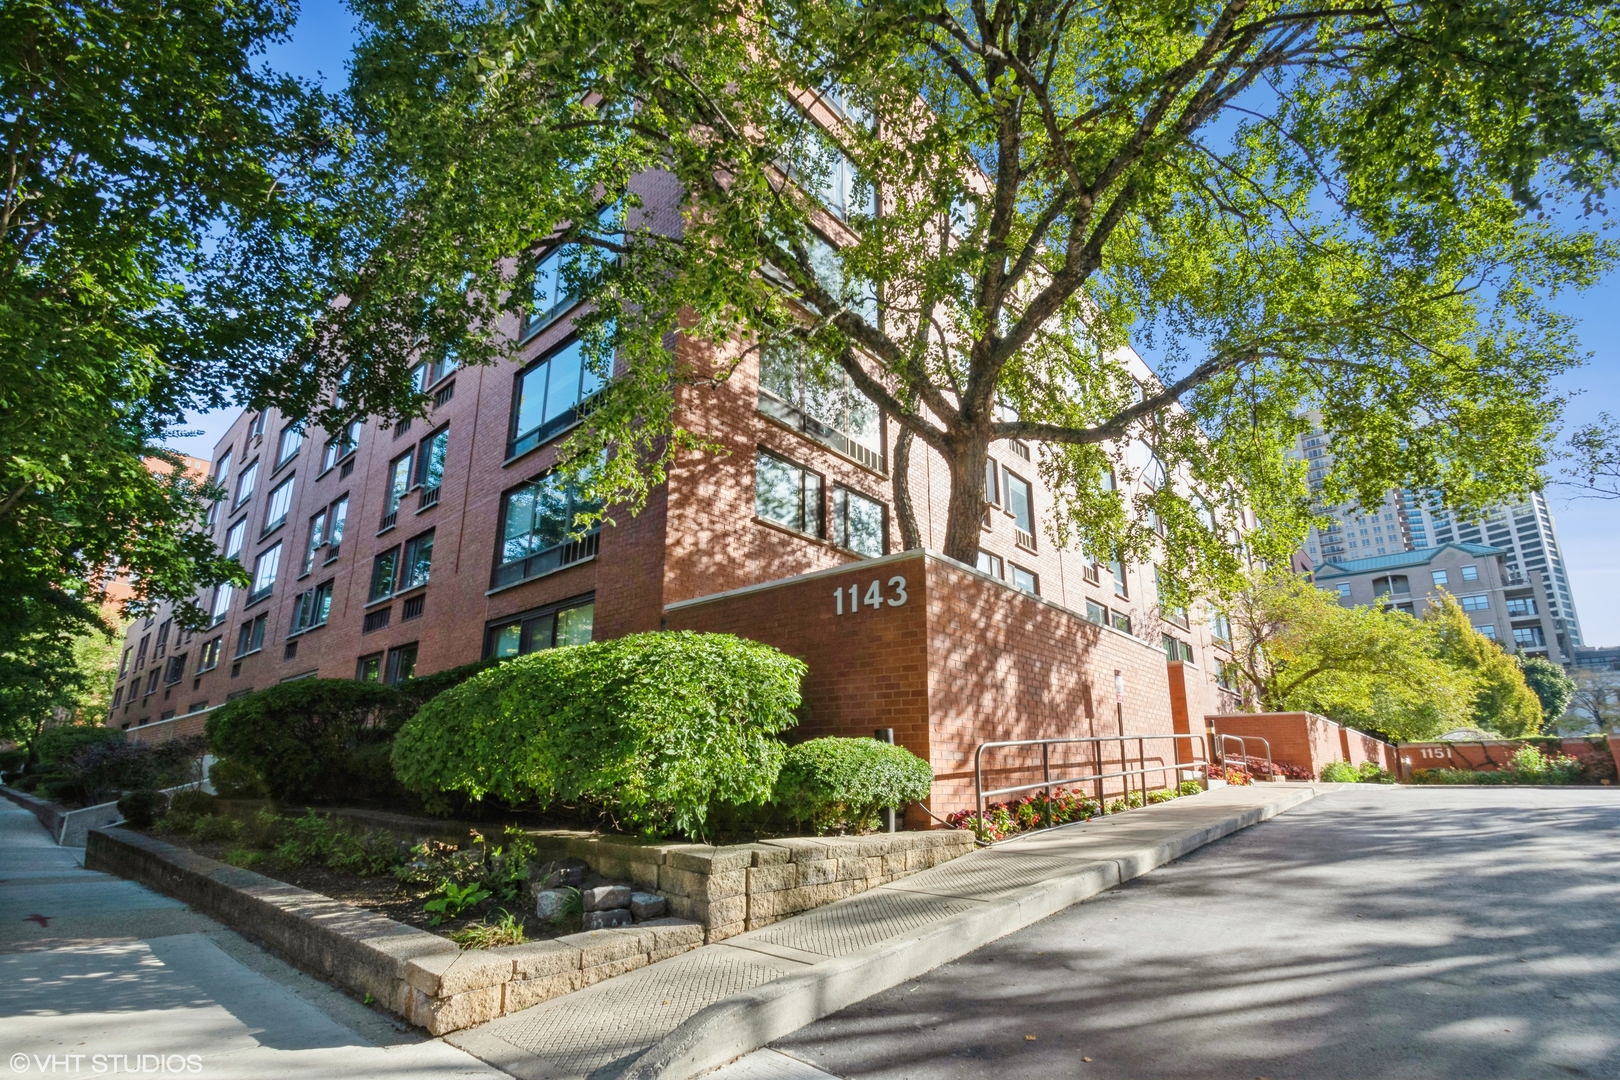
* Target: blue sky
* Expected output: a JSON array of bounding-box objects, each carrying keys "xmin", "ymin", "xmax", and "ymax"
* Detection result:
[{"xmin": 164, "ymin": 1, "xmax": 1620, "ymax": 645}]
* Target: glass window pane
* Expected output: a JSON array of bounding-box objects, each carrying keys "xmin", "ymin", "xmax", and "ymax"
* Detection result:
[
  {"xmin": 252, "ymin": 544, "xmax": 281, "ymax": 593},
  {"xmin": 542, "ymin": 340, "xmax": 584, "ymax": 427},
  {"xmin": 556, "ymin": 603, "xmax": 594, "ymax": 646},
  {"xmin": 514, "ymin": 363, "xmax": 548, "ymax": 443},
  {"xmin": 531, "ymin": 474, "xmax": 571, "ymax": 549},
  {"xmin": 803, "ymin": 471, "xmax": 822, "ymax": 536},
  {"xmin": 841, "ymin": 488, "xmax": 884, "ymax": 557},
  {"xmin": 422, "ymin": 430, "xmax": 448, "ymax": 489},
  {"xmin": 500, "ymin": 486, "xmax": 537, "ymax": 565},
  {"xmin": 328, "ymin": 497, "xmax": 347, "ymax": 545},
  {"xmin": 404, "ymin": 531, "xmax": 433, "ymax": 588},
  {"xmin": 1007, "ymin": 475, "xmax": 1033, "ymax": 533},
  {"xmin": 492, "ymin": 623, "xmax": 522, "ymax": 658},
  {"xmin": 756, "ymin": 453, "xmax": 801, "ymax": 529},
  {"xmin": 369, "ymin": 549, "xmax": 398, "ymax": 601},
  {"xmin": 521, "ymin": 613, "xmax": 556, "ymax": 653}
]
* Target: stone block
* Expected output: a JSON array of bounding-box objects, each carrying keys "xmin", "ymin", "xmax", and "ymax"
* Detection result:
[
  {"xmin": 697, "ymin": 893, "xmax": 747, "ymax": 927},
  {"xmin": 794, "ymin": 859, "xmax": 839, "ymax": 886},
  {"xmin": 578, "ymin": 954, "xmax": 649, "ymax": 987},
  {"xmin": 662, "ymin": 845, "xmax": 723, "ymax": 873},
  {"xmin": 746, "ymin": 863, "xmax": 796, "ymax": 893},
  {"xmin": 637, "ymin": 917, "xmax": 703, "ymax": 951},
  {"xmin": 502, "ymin": 972, "xmax": 578, "ymax": 1014},
  {"xmin": 880, "ymin": 853, "xmax": 909, "ymax": 878},
  {"xmin": 533, "ymin": 859, "xmax": 586, "ymax": 890},
  {"xmin": 503, "ymin": 940, "xmax": 581, "ymax": 981},
  {"xmin": 780, "ymin": 880, "xmax": 861, "ymax": 912},
  {"xmin": 582, "ymin": 908, "xmax": 633, "ymax": 931},
  {"xmin": 534, "ymin": 888, "xmax": 573, "ymax": 922},
  {"xmin": 582, "ymin": 884, "xmax": 631, "ymax": 911},
  {"xmin": 746, "ymin": 844, "xmax": 791, "ymax": 867},
  {"xmin": 760, "ymin": 838, "xmax": 833, "ymax": 862},
  {"xmin": 659, "ymin": 865, "xmax": 747, "ymax": 901},
  {"xmin": 405, "ymin": 984, "xmax": 503, "ymax": 1036},
  {"xmin": 402, "ymin": 947, "xmax": 512, "ymax": 997},
  {"xmin": 706, "ymin": 921, "xmax": 745, "ymax": 943},
  {"xmin": 558, "ymin": 927, "xmax": 652, "ymax": 967},
  {"xmin": 629, "ymin": 892, "xmax": 666, "ymax": 920}
]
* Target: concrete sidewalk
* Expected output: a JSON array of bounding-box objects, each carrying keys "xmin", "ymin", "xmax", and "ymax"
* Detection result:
[
  {"xmin": 447, "ymin": 782, "xmax": 1331, "ymax": 1080},
  {"xmin": 0, "ymin": 797, "xmax": 506, "ymax": 1079}
]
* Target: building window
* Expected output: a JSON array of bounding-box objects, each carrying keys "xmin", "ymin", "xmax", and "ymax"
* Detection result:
[
  {"xmin": 382, "ymin": 450, "xmax": 412, "ymax": 528},
  {"xmin": 755, "ymin": 451, "xmax": 823, "ymax": 538},
  {"xmin": 135, "ymin": 634, "xmax": 150, "ymax": 668},
  {"xmin": 510, "ymin": 337, "xmax": 604, "ymax": 458},
  {"xmin": 248, "ymin": 543, "xmax": 281, "ymax": 603},
  {"xmin": 1085, "ymin": 600, "xmax": 1105, "ymax": 624},
  {"xmin": 494, "ymin": 472, "xmax": 603, "ymax": 588},
  {"xmin": 384, "ymin": 643, "xmax": 418, "ymax": 684},
  {"xmin": 144, "ymin": 670, "xmax": 160, "ymax": 696},
  {"xmin": 357, "ymin": 653, "xmax": 382, "ymax": 681},
  {"xmin": 369, "ymin": 547, "xmax": 400, "ymax": 603},
  {"xmin": 276, "ymin": 425, "xmax": 302, "ymax": 468},
  {"xmin": 1506, "ymin": 597, "xmax": 1538, "ymax": 618},
  {"xmin": 111, "ymin": 686, "xmax": 124, "ymax": 709},
  {"xmin": 524, "ymin": 204, "xmax": 621, "ymax": 338},
  {"xmin": 302, "ymin": 510, "xmax": 327, "ymax": 573},
  {"xmin": 1458, "ymin": 594, "xmax": 1490, "ymax": 612},
  {"xmin": 1162, "ymin": 635, "xmax": 1193, "ymax": 663},
  {"xmin": 164, "ymin": 654, "xmax": 186, "ymax": 685},
  {"xmin": 234, "ymin": 459, "xmax": 258, "ymax": 507},
  {"xmin": 1478, "ymin": 624, "xmax": 1498, "ymax": 640},
  {"xmin": 976, "ymin": 550, "xmax": 1004, "ymax": 579},
  {"xmin": 1513, "ymin": 625, "xmax": 1546, "ymax": 649},
  {"xmin": 1110, "ymin": 610, "xmax": 1132, "ymax": 635},
  {"xmin": 416, "ymin": 427, "xmax": 448, "ymax": 505},
  {"xmin": 210, "ymin": 584, "xmax": 234, "ymax": 625},
  {"xmin": 1431, "ymin": 569, "xmax": 1449, "ymax": 586},
  {"xmin": 154, "ymin": 618, "xmax": 171, "ymax": 656},
  {"xmin": 1005, "ymin": 472, "xmax": 1034, "ymax": 545},
  {"xmin": 213, "ymin": 450, "xmax": 232, "ymax": 492},
  {"xmin": 199, "ymin": 636, "xmax": 222, "ymax": 672},
  {"xmin": 326, "ymin": 495, "xmax": 348, "ymax": 559},
  {"xmin": 1461, "ymin": 565, "xmax": 1479, "ymax": 581},
  {"xmin": 831, "ymin": 486, "xmax": 885, "ymax": 557},
  {"xmin": 235, "ymin": 614, "xmax": 267, "ymax": 657},
  {"xmin": 119, "ymin": 647, "xmax": 132, "ymax": 677},
  {"xmin": 322, "ymin": 420, "xmax": 362, "ymax": 472},
  {"xmin": 290, "ymin": 580, "xmax": 334, "ymax": 634},
  {"xmin": 402, "ymin": 529, "xmax": 434, "ymax": 590},
  {"xmin": 248, "ymin": 410, "xmax": 268, "ymax": 439},
  {"xmin": 1210, "ymin": 608, "xmax": 1232, "ymax": 644},
  {"xmin": 1110, "ymin": 556, "xmax": 1128, "ymax": 598},
  {"xmin": 1010, "ymin": 565, "xmax": 1038, "ymax": 595},
  {"xmin": 263, "ymin": 476, "xmax": 295, "ymax": 534},
  {"xmin": 757, "ymin": 339, "xmax": 884, "ymax": 472},
  {"xmin": 1335, "ymin": 583, "xmax": 1351, "ymax": 598},
  {"xmin": 983, "ymin": 457, "xmax": 1000, "ymax": 506},
  {"xmin": 486, "ymin": 599, "xmax": 596, "ymax": 659},
  {"xmin": 223, "ymin": 518, "xmax": 247, "ymax": 561}
]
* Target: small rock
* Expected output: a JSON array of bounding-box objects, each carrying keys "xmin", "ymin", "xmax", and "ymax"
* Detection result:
[
  {"xmin": 629, "ymin": 892, "xmax": 666, "ymax": 920},
  {"xmin": 582, "ymin": 908, "xmax": 633, "ymax": 931},
  {"xmin": 582, "ymin": 884, "xmax": 631, "ymax": 911},
  {"xmin": 535, "ymin": 888, "xmax": 573, "ymax": 922},
  {"xmin": 532, "ymin": 859, "xmax": 586, "ymax": 890}
]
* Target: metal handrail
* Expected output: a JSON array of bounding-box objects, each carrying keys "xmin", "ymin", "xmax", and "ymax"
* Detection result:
[
  {"xmin": 972, "ymin": 733, "xmax": 1212, "ymax": 841},
  {"xmin": 1215, "ymin": 733, "xmax": 1274, "ymax": 781}
]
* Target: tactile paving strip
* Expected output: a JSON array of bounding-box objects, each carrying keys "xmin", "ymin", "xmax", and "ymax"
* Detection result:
[
  {"xmin": 490, "ymin": 947, "xmax": 799, "ymax": 1078},
  {"xmin": 745, "ymin": 887, "xmax": 980, "ymax": 958},
  {"xmin": 887, "ymin": 850, "xmax": 1085, "ymax": 899}
]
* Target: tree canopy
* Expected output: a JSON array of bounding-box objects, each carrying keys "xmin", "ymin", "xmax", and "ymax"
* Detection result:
[
  {"xmin": 0, "ymin": 0, "xmax": 337, "ymax": 738},
  {"xmin": 1565, "ymin": 412, "xmax": 1620, "ymax": 498},
  {"xmin": 292, "ymin": 0, "xmax": 1618, "ymax": 588}
]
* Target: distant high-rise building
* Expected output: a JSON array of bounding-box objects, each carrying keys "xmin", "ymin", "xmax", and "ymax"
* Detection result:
[{"xmin": 1289, "ymin": 415, "xmax": 1584, "ymax": 662}]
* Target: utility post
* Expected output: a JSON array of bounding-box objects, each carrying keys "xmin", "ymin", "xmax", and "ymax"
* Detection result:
[{"xmin": 875, "ymin": 727, "xmax": 897, "ymax": 833}]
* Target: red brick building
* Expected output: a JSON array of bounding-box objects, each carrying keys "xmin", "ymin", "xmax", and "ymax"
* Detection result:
[{"xmin": 111, "ymin": 190, "xmax": 1242, "ymax": 820}]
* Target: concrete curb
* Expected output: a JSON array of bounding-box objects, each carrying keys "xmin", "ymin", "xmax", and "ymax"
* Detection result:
[{"xmin": 617, "ymin": 785, "xmax": 1325, "ymax": 1080}]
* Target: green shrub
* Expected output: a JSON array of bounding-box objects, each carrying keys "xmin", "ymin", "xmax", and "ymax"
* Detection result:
[
  {"xmin": 395, "ymin": 658, "xmax": 507, "ymax": 713},
  {"xmin": 33, "ymin": 726, "xmax": 123, "ymax": 766},
  {"xmin": 393, "ymin": 632, "xmax": 806, "ymax": 838},
  {"xmin": 0, "ymin": 748, "xmax": 29, "ymax": 778},
  {"xmin": 117, "ymin": 790, "xmax": 167, "ymax": 829},
  {"xmin": 192, "ymin": 814, "xmax": 243, "ymax": 842},
  {"xmin": 267, "ymin": 810, "xmax": 405, "ymax": 876},
  {"xmin": 224, "ymin": 848, "xmax": 265, "ymax": 868},
  {"xmin": 207, "ymin": 680, "xmax": 409, "ymax": 802},
  {"xmin": 1320, "ymin": 761, "xmax": 1359, "ymax": 782},
  {"xmin": 208, "ymin": 758, "xmax": 269, "ymax": 799},
  {"xmin": 1355, "ymin": 762, "xmax": 1395, "ymax": 784},
  {"xmin": 168, "ymin": 790, "xmax": 218, "ymax": 817},
  {"xmin": 770, "ymin": 738, "xmax": 934, "ymax": 835}
]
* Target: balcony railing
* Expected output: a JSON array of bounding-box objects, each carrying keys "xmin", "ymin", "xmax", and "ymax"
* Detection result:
[
  {"xmin": 418, "ymin": 485, "xmax": 441, "ymax": 510},
  {"xmin": 491, "ymin": 530, "xmax": 601, "ymax": 589},
  {"xmin": 379, "ymin": 509, "xmax": 398, "ymax": 531}
]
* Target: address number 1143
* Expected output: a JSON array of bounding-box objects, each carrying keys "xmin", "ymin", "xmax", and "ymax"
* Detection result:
[{"xmin": 835, "ymin": 576, "xmax": 909, "ymax": 615}]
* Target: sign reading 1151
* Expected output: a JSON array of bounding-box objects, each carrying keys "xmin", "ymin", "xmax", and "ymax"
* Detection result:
[{"xmin": 836, "ymin": 576, "xmax": 909, "ymax": 615}]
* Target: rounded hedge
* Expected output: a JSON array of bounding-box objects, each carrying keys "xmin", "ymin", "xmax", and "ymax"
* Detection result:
[
  {"xmin": 207, "ymin": 680, "xmax": 408, "ymax": 802},
  {"xmin": 391, "ymin": 631, "xmax": 807, "ymax": 838},
  {"xmin": 772, "ymin": 738, "xmax": 935, "ymax": 834}
]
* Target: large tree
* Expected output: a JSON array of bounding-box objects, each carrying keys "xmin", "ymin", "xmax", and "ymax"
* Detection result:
[
  {"xmin": 0, "ymin": 0, "xmax": 337, "ymax": 732},
  {"xmin": 299, "ymin": 0, "xmax": 1617, "ymax": 594}
]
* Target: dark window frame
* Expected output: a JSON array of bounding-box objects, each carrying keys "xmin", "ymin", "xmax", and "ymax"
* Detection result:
[{"xmin": 483, "ymin": 596, "xmax": 597, "ymax": 660}]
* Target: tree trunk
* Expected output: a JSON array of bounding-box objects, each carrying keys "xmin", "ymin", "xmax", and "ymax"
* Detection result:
[
  {"xmin": 892, "ymin": 425, "xmax": 922, "ymax": 550},
  {"xmin": 940, "ymin": 439, "xmax": 989, "ymax": 565}
]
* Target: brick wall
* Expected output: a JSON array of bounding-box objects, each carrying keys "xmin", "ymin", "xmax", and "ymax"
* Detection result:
[
  {"xmin": 667, "ymin": 551, "xmax": 1202, "ymax": 823},
  {"xmin": 1208, "ymin": 712, "xmax": 1382, "ymax": 777}
]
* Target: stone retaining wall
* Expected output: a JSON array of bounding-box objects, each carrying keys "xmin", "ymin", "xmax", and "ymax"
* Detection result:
[{"xmin": 84, "ymin": 827, "xmax": 703, "ymax": 1035}]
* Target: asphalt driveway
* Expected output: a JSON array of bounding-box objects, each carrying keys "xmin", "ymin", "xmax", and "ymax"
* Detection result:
[{"xmin": 767, "ymin": 786, "xmax": 1620, "ymax": 1080}]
